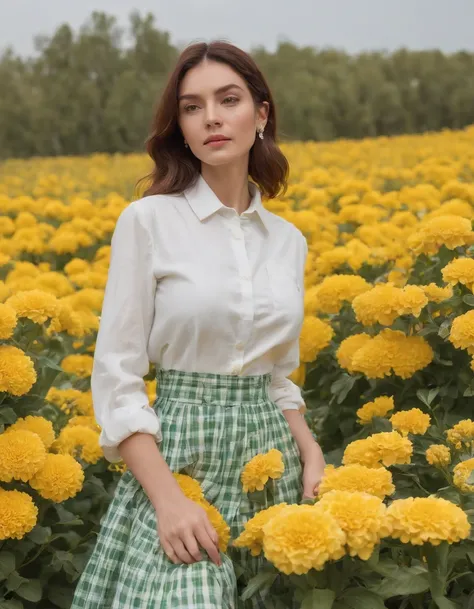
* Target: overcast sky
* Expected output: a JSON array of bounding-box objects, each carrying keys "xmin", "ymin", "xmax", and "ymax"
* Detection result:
[{"xmin": 1, "ymin": 0, "xmax": 473, "ymax": 56}]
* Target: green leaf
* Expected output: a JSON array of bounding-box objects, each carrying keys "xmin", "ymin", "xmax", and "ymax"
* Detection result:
[
  {"xmin": 462, "ymin": 294, "xmax": 474, "ymax": 306},
  {"xmin": 438, "ymin": 321, "xmax": 451, "ymax": 339},
  {"xmin": 47, "ymin": 585, "xmax": 74, "ymax": 609},
  {"xmin": 0, "ymin": 408, "xmax": 17, "ymax": 425},
  {"xmin": 241, "ymin": 571, "xmax": 278, "ymax": 601},
  {"xmin": 0, "ymin": 551, "xmax": 16, "ymax": 579},
  {"xmin": 370, "ymin": 572, "xmax": 430, "ymax": 599},
  {"xmin": 417, "ymin": 388, "xmax": 439, "ymax": 407},
  {"xmin": 301, "ymin": 588, "xmax": 336, "ymax": 609},
  {"xmin": 432, "ymin": 596, "xmax": 459, "ymax": 609},
  {"xmin": 339, "ymin": 588, "xmax": 386, "ymax": 609},
  {"xmin": 5, "ymin": 571, "xmax": 28, "ymax": 592},
  {"xmin": 0, "ymin": 601, "xmax": 24, "ymax": 609},
  {"xmin": 27, "ymin": 525, "xmax": 51, "ymax": 545},
  {"xmin": 16, "ymin": 578, "xmax": 42, "ymax": 602},
  {"xmin": 467, "ymin": 470, "xmax": 474, "ymax": 485}
]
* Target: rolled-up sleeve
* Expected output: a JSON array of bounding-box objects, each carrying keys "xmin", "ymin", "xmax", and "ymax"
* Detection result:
[
  {"xmin": 91, "ymin": 203, "xmax": 161, "ymax": 463},
  {"xmin": 269, "ymin": 232, "xmax": 308, "ymax": 414}
]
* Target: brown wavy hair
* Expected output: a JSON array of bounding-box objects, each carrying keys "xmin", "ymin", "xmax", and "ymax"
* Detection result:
[{"xmin": 136, "ymin": 40, "xmax": 289, "ymax": 199}]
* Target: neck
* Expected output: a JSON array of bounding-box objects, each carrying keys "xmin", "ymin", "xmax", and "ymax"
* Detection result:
[{"xmin": 200, "ymin": 157, "xmax": 251, "ymax": 215}]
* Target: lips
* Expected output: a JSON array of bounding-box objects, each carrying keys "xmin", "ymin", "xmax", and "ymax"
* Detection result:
[{"xmin": 204, "ymin": 136, "xmax": 231, "ymax": 145}]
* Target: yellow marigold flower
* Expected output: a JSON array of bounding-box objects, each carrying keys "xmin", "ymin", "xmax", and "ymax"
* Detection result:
[
  {"xmin": 446, "ymin": 419, "xmax": 474, "ymax": 451},
  {"xmin": 442, "ymin": 257, "xmax": 474, "ymax": 292},
  {"xmin": 53, "ymin": 425, "xmax": 103, "ymax": 464},
  {"xmin": 233, "ymin": 503, "xmax": 289, "ymax": 556},
  {"xmin": 0, "ymin": 303, "xmax": 17, "ymax": 339},
  {"xmin": 449, "ymin": 311, "xmax": 474, "ymax": 351},
  {"xmin": 299, "ymin": 316, "xmax": 334, "ymax": 362},
  {"xmin": 47, "ymin": 301, "xmax": 86, "ymax": 338},
  {"xmin": 0, "ymin": 429, "xmax": 47, "ymax": 482},
  {"xmin": 408, "ymin": 215, "xmax": 474, "ymax": 256},
  {"xmin": 262, "ymin": 504, "xmax": 346, "ymax": 574},
  {"xmin": 0, "ymin": 489, "xmax": 38, "ymax": 540},
  {"xmin": 453, "ymin": 458, "xmax": 474, "ymax": 493},
  {"xmin": 398, "ymin": 285, "xmax": 428, "ymax": 317},
  {"xmin": 425, "ymin": 445, "xmax": 451, "ymax": 468},
  {"xmin": 68, "ymin": 415, "xmax": 100, "ymax": 432},
  {"xmin": 5, "ymin": 289, "xmax": 59, "ymax": 324},
  {"xmin": 60, "ymin": 354, "xmax": 94, "ymax": 378},
  {"xmin": 29, "ymin": 453, "xmax": 85, "ymax": 502},
  {"xmin": 288, "ymin": 363, "xmax": 306, "ymax": 388},
  {"xmin": 351, "ymin": 329, "xmax": 433, "ymax": 380},
  {"xmin": 241, "ymin": 449, "xmax": 285, "ymax": 493},
  {"xmin": 336, "ymin": 333, "xmax": 372, "ymax": 373},
  {"xmin": 357, "ymin": 396, "xmax": 395, "ymax": 425},
  {"xmin": 319, "ymin": 464, "xmax": 395, "ymax": 499},
  {"xmin": 318, "ymin": 490, "xmax": 387, "ymax": 560},
  {"xmin": 384, "ymin": 497, "xmax": 470, "ymax": 545},
  {"xmin": 313, "ymin": 275, "xmax": 371, "ymax": 314},
  {"xmin": 421, "ymin": 283, "xmax": 453, "ymax": 303},
  {"xmin": 173, "ymin": 473, "xmax": 204, "ymax": 502},
  {"xmin": 200, "ymin": 499, "xmax": 231, "ymax": 553},
  {"xmin": 390, "ymin": 408, "xmax": 431, "ymax": 436},
  {"xmin": 343, "ymin": 432, "xmax": 413, "ymax": 468},
  {"xmin": 0, "ymin": 345, "xmax": 37, "ymax": 396},
  {"xmin": 6, "ymin": 415, "xmax": 55, "ymax": 449},
  {"xmin": 352, "ymin": 284, "xmax": 401, "ymax": 326}
]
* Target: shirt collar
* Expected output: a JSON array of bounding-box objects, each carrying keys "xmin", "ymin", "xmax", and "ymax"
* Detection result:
[{"xmin": 184, "ymin": 173, "xmax": 272, "ymax": 233}]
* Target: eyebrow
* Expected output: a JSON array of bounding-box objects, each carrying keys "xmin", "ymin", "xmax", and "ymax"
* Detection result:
[{"xmin": 178, "ymin": 83, "xmax": 244, "ymax": 102}]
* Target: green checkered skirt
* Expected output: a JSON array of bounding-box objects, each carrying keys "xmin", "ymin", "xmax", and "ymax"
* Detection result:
[{"xmin": 71, "ymin": 369, "xmax": 304, "ymax": 609}]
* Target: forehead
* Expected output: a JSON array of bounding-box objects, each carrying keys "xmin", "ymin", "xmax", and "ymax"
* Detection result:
[{"xmin": 179, "ymin": 60, "xmax": 249, "ymax": 96}]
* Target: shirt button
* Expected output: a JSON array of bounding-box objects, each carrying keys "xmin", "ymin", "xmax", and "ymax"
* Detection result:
[
  {"xmin": 236, "ymin": 342, "xmax": 244, "ymax": 351},
  {"xmin": 230, "ymin": 364, "xmax": 241, "ymax": 374}
]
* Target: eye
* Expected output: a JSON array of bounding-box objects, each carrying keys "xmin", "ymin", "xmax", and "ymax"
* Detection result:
[
  {"xmin": 223, "ymin": 96, "xmax": 239, "ymax": 104},
  {"xmin": 184, "ymin": 104, "xmax": 199, "ymax": 113}
]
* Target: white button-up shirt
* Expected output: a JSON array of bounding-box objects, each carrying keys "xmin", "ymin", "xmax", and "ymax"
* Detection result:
[{"xmin": 92, "ymin": 174, "xmax": 308, "ymax": 462}]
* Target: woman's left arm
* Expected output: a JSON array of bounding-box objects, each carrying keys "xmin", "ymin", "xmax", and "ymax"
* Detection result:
[{"xmin": 283, "ymin": 410, "xmax": 326, "ymax": 498}]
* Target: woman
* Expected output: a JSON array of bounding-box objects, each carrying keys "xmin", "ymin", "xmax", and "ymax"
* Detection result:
[{"xmin": 71, "ymin": 40, "xmax": 326, "ymax": 609}]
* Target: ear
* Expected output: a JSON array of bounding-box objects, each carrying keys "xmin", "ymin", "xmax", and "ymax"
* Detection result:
[{"xmin": 257, "ymin": 101, "xmax": 270, "ymax": 126}]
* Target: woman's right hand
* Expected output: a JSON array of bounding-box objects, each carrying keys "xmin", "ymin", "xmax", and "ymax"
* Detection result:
[{"xmin": 155, "ymin": 492, "xmax": 222, "ymax": 567}]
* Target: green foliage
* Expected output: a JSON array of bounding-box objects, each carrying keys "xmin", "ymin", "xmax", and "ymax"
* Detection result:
[{"xmin": 3, "ymin": 12, "xmax": 474, "ymax": 159}]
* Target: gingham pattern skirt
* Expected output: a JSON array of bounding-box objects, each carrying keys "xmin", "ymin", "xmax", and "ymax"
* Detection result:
[{"xmin": 70, "ymin": 369, "xmax": 304, "ymax": 609}]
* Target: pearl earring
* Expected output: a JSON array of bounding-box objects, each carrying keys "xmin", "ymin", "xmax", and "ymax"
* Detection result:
[
  {"xmin": 258, "ymin": 126, "xmax": 264, "ymax": 140},
  {"xmin": 184, "ymin": 139, "xmax": 189, "ymax": 148}
]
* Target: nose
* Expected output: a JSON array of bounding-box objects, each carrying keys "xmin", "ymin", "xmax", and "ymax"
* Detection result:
[{"xmin": 204, "ymin": 104, "xmax": 223, "ymax": 128}]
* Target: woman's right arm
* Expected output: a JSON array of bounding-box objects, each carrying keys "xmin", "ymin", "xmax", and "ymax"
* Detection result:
[
  {"xmin": 118, "ymin": 433, "xmax": 221, "ymax": 566},
  {"xmin": 93, "ymin": 203, "xmax": 220, "ymax": 566}
]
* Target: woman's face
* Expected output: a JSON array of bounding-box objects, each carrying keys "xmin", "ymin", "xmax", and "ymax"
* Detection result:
[{"xmin": 177, "ymin": 59, "xmax": 269, "ymax": 168}]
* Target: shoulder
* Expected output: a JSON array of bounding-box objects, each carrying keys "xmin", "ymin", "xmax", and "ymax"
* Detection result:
[{"xmin": 116, "ymin": 192, "xmax": 185, "ymax": 227}]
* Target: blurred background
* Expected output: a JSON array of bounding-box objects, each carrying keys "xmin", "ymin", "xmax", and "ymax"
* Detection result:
[{"xmin": 1, "ymin": 0, "xmax": 474, "ymax": 159}]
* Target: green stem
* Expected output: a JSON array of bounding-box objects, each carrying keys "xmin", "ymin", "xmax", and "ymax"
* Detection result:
[{"xmin": 446, "ymin": 570, "xmax": 472, "ymax": 585}]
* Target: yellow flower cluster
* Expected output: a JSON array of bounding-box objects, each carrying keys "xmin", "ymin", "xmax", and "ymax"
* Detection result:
[
  {"xmin": 385, "ymin": 497, "xmax": 470, "ymax": 545},
  {"xmin": 452, "ymin": 458, "xmax": 474, "ymax": 493},
  {"xmin": 389, "ymin": 408, "xmax": 431, "ymax": 436},
  {"xmin": 299, "ymin": 317, "xmax": 334, "ymax": 362},
  {"xmin": 240, "ymin": 449, "xmax": 285, "ymax": 493},
  {"xmin": 407, "ymin": 215, "xmax": 474, "ymax": 255},
  {"xmin": 311, "ymin": 274, "xmax": 371, "ymax": 314},
  {"xmin": 446, "ymin": 419, "xmax": 474, "ymax": 451},
  {"xmin": 318, "ymin": 464, "xmax": 395, "ymax": 499},
  {"xmin": 425, "ymin": 444, "xmax": 451, "ymax": 468},
  {"xmin": 449, "ymin": 311, "xmax": 474, "ymax": 353},
  {"xmin": 357, "ymin": 396, "xmax": 394, "ymax": 425},
  {"xmin": 352, "ymin": 284, "xmax": 428, "ymax": 326},
  {"xmin": 442, "ymin": 258, "xmax": 474, "ymax": 292},
  {"xmin": 343, "ymin": 431, "xmax": 413, "ymax": 468},
  {"xmin": 338, "ymin": 329, "xmax": 433, "ymax": 379}
]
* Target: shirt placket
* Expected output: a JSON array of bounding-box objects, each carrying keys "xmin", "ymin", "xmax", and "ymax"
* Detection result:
[{"xmin": 228, "ymin": 214, "xmax": 254, "ymax": 375}]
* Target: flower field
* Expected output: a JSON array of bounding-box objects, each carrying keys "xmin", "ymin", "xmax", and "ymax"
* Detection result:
[{"xmin": 0, "ymin": 126, "xmax": 474, "ymax": 608}]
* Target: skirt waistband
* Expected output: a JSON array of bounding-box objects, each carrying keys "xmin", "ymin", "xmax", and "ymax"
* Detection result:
[{"xmin": 156, "ymin": 368, "xmax": 272, "ymax": 406}]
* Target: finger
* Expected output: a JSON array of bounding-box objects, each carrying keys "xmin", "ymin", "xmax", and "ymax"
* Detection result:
[
  {"xmin": 181, "ymin": 531, "xmax": 203, "ymax": 563},
  {"xmin": 161, "ymin": 538, "xmax": 180, "ymax": 564},
  {"xmin": 203, "ymin": 518, "xmax": 220, "ymax": 548},
  {"xmin": 170, "ymin": 538, "xmax": 196, "ymax": 565},
  {"xmin": 196, "ymin": 526, "xmax": 221, "ymax": 566}
]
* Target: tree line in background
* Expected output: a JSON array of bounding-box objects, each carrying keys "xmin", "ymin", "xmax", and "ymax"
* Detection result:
[{"xmin": 2, "ymin": 10, "xmax": 474, "ymax": 159}]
